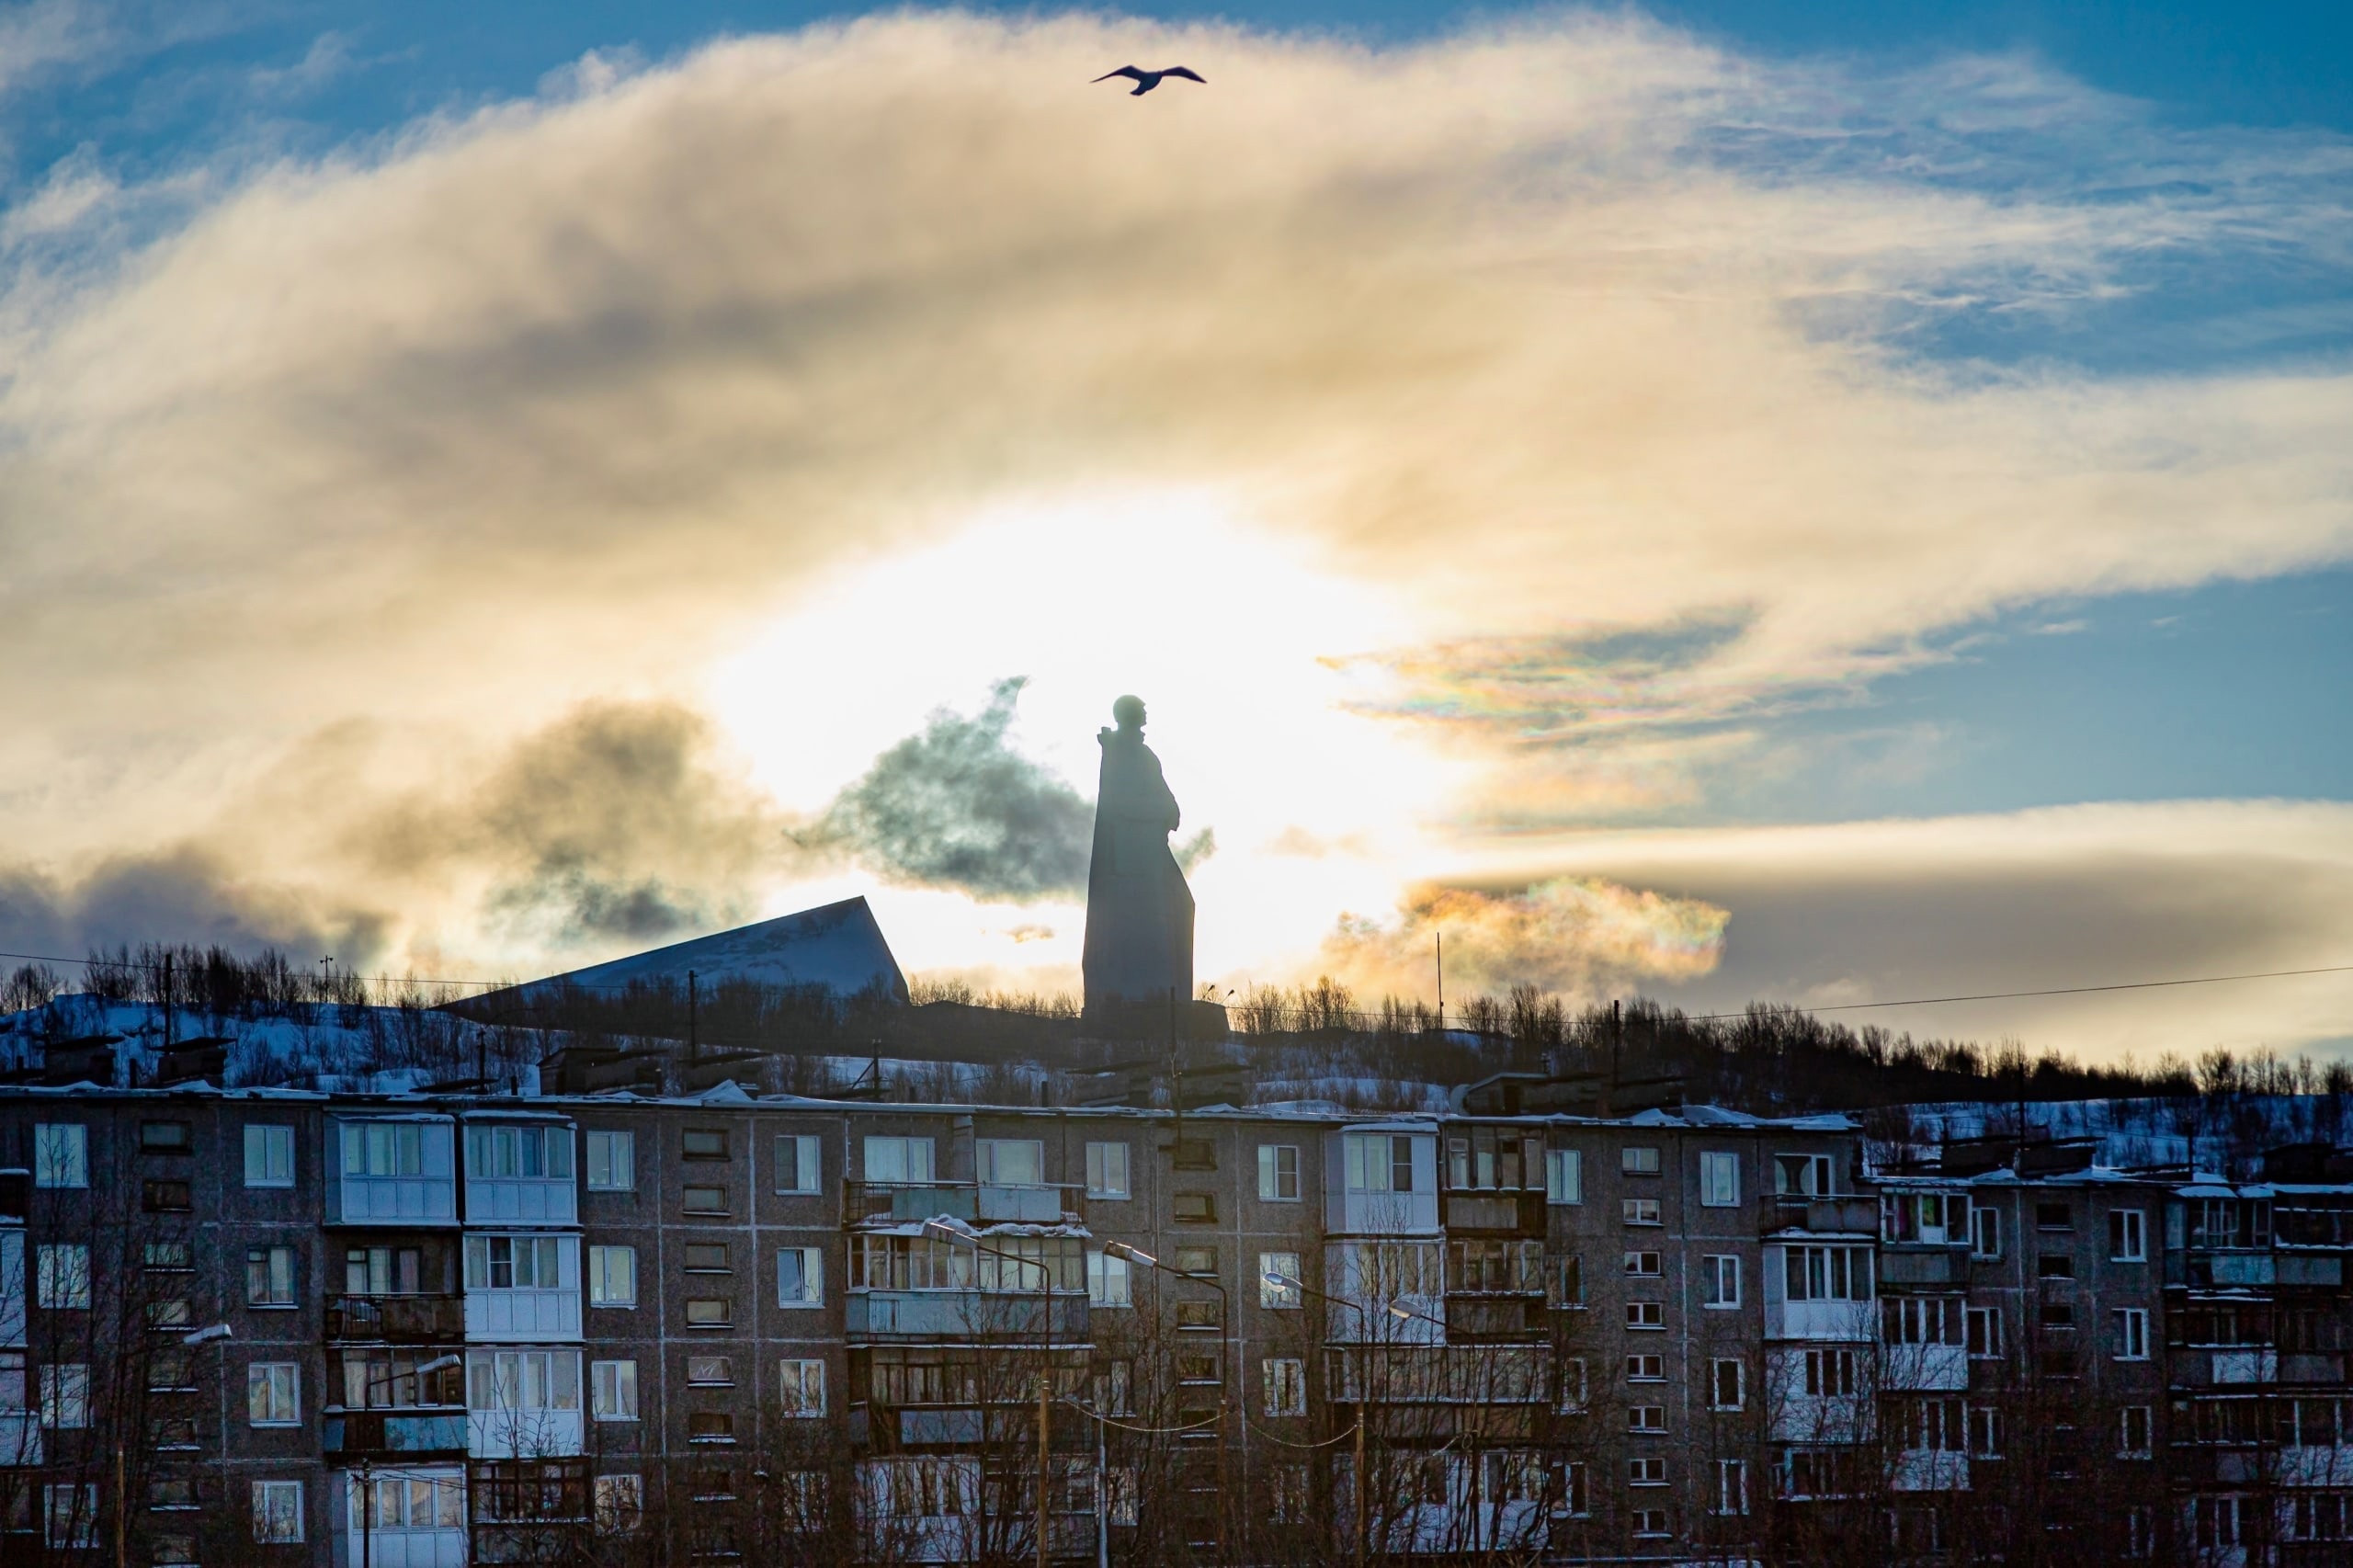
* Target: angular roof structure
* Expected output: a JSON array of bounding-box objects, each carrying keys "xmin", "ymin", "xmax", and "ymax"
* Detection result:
[{"xmin": 521, "ymin": 895, "xmax": 907, "ymax": 1002}]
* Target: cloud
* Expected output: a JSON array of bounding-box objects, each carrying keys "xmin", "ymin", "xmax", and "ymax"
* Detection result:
[
  {"xmin": 1315, "ymin": 876, "xmax": 1727, "ymax": 1001},
  {"xmin": 0, "ymin": 844, "xmax": 391, "ymax": 963},
  {"xmin": 809, "ymin": 678, "xmax": 1094, "ymax": 903}
]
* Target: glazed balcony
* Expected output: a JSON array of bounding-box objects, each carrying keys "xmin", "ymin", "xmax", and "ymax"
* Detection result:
[
  {"xmin": 845, "ymin": 1181, "xmax": 1084, "ymax": 1228},
  {"xmin": 326, "ymin": 1294, "xmax": 466, "ymax": 1344},
  {"xmin": 845, "ymin": 1290, "xmax": 1088, "ymax": 1343},
  {"xmin": 324, "ymin": 1409, "xmax": 470, "ymax": 1460}
]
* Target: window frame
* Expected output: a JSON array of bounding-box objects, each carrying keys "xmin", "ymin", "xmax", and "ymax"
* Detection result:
[
  {"xmin": 1545, "ymin": 1148, "xmax": 1582, "ymax": 1205},
  {"xmin": 1084, "ymin": 1141, "xmax": 1131, "ymax": 1200},
  {"xmin": 779, "ymin": 1358, "xmax": 826, "ymax": 1418},
  {"xmin": 2109, "ymin": 1209, "xmax": 2148, "ymax": 1263},
  {"xmin": 774, "ymin": 1133, "xmax": 822, "ymax": 1196},
  {"xmin": 586, "ymin": 1244, "xmax": 638, "ymax": 1309},
  {"xmin": 1263, "ymin": 1357, "xmax": 1307, "ymax": 1418},
  {"xmin": 1257, "ymin": 1144, "xmax": 1302, "ymax": 1202},
  {"xmin": 246, "ymin": 1362, "xmax": 301, "ymax": 1427},
  {"xmin": 244, "ymin": 1124, "xmax": 296, "ymax": 1188},
  {"xmin": 585, "ymin": 1129, "xmax": 635, "ymax": 1192},
  {"xmin": 777, "ymin": 1245, "xmax": 824, "ymax": 1308},
  {"xmin": 590, "ymin": 1358, "xmax": 640, "ymax": 1422},
  {"xmin": 1699, "ymin": 1151, "xmax": 1740, "ymax": 1208},
  {"xmin": 1711, "ymin": 1358, "xmax": 1745, "ymax": 1411},
  {"xmin": 32, "ymin": 1123, "xmax": 86, "ymax": 1188},
  {"xmin": 1702, "ymin": 1254, "xmax": 1742, "ymax": 1308},
  {"xmin": 1259, "ymin": 1251, "xmax": 1302, "ymax": 1309},
  {"xmin": 252, "ymin": 1481, "xmax": 305, "ymax": 1544}
]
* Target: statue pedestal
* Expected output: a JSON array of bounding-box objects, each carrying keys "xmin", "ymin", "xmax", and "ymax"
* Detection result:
[{"xmin": 1077, "ymin": 995, "xmax": 1229, "ymax": 1044}]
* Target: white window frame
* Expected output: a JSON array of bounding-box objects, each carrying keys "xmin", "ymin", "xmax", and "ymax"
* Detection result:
[
  {"xmin": 863, "ymin": 1136, "xmax": 935, "ymax": 1184},
  {"xmin": 591, "ymin": 1359, "xmax": 639, "ymax": 1422},
  {"xmin": 252, "ymin": 1481, "xmax": 305, "ymax": 1544},
  {"xmin": 1623, "ymin": 1197, "xmax": 1662, "ymax": 1227},
  {"xmin": 1699, "ymin": 1152, "xmax": 1739, "ymax": 1208},
  {"xmin": 1088, "ymin": 1250, "xmax": 1132, "ymax": 1307},
  {"xmin": 975, "ymin": 1139, "xmax": 1044, "ymax": 1187},
  {"xmin": 1714, "ymin": 1459, "xmax": 1749, "ymax": 1517},
  {"xmin": 1702, "ymin": 1254, "xmax": 1741, "ymax": 1308},
  {"xmin": 1711, "ymin": 1358, "xmax": 1746, "ymax": 1410},
  {"xmin": 1257, "ymin": 1144, "xmax": 1302, "ymax": 1202},
  {"xmin": 1084, "ymin": 1142, "xmax": 1130, "ymax": 1199},
  {"xmin": 247, "ymin": 1362, "xmax": 301, "ymax": 1426},
  {"xmin": 1970, "ymin": 1203, "xmax": 2002, "ymax": 1260},
  {"xmin": 2110, "ymin": 1209, "xmax": 2147, "ymax": 1263},
  {"xmin": 775, "ymin": 1133, "xmax": 822, "ymax": 1195},
  {"xmin": 1545, "ymin": 1148, "xmax": 1582, "ymax": 1205},
  {"xmin": 1621, "ymin": 1146, "xmax": 1661, "ymax": 1176},
  {"xmin": 2120, "ymin": 1404, "xmax": 2153, "ymax": 1458},
  {"xmin": 779, "ymin": 1358, "xmax": 826, "ymax": 1417},
  {"xmin": 244, "ymin": 1125, "xmax": 295, "ymax": 1188},
  {"xmin": 1259, "ymin": 1251, "xmax": 1302, "ymax": 1309},
  {"xmin": 37, "ymin": 1244, "xmax": 90, "ymax": 1310},
  {"xmin": 1626, "ymin": 1301, "xmax": 1664, "ymax": 1331},
  {"xmin": 2114, "ymin": 1307, "xmax": 2151, "ymax": 1361},
  {"xmin": 1263, "ymin": 1358, "xmax": 1306, "ymax": 1418},
  {"xmin": 33, "ymin": 1124, "xmax": 86, "ymax": 1188},
  {"xmin": 777, "ymin": 1245, "xmax": 824, "ymax": 1307},
  {"xmin": 585, "ymin": 1129, "xmax": 634, "ymax": 1192},
  {"xmin": 587, "ymin": 1244, "xmax": 637, "ymax": 1308}
]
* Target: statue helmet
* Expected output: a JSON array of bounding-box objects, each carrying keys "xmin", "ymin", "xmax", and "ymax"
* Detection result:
[{"xmin": 1111, "ymin": 694, "xmax": 1146, "ymax": 729}]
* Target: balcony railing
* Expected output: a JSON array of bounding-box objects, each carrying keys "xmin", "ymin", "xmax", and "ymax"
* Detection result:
[
  {"xmin": 845, "ymin": 1182, "xmax": 1083, "ymax": 1227},
  {"xmin": 1765, "ymin": 1198, "xmax": 1880, "ymax": 1236},
  {"xmin": 324, "ymin": 1410, "xmax": 470, "ymax": 1458},
  {"xmin": 325, "ymin": 1294, "xmax": 466, "ymax": 1343},
  {"xmin": 845, "ymin": 1290, "xmax": 1089, "ymax": 1342}
]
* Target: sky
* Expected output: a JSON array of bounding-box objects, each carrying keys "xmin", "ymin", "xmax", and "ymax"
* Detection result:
[{"xmin": 0, "ymin": 0, "xmax": 2347, "ymax": 1062}]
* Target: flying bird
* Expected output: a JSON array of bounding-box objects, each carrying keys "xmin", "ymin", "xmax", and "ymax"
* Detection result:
[{"xmin": 1093, "ymin": 65, "xmax": 1206, "ymax": 96}]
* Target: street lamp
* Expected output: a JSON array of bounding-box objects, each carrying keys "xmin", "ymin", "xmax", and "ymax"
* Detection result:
[
  {"xmin": 354, "ymin": 1354, "xmax": 463, "ymax": 1568},
  {"xmin": 1100, "ymin": 1242, "xmax": 1232, "ymax": 1567},
  {"xmin": 1261, "ymin": 1271, "xmax": 1380, "ymax": 1568},
  {"xmin": 924, "ymin": 1220, "xmax": 1060, "ymax": 1568}
]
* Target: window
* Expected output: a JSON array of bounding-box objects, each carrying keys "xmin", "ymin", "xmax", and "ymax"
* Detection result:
[
  {"xmin": 1967, "ymin": 1307, "xmax": 2003, "ymax": 1358},
  {"xmin": 2041, "ymin": 1301, "xmax": 2075, "ymax": 1329},
  {"xmin": 1558, "ymin": 1460, "xmax": 1589, "ymax": 1514},
  {"xmin": 343, "ymin": 1121, "xmax": 427, "ymax": 1178},
  {"xmin": 779, "ymin": 1359, "xmax": 826, "ymax": 1416},
  {"xmin": 1173, "ymin": 1191, "xmax": 1216, "ymax": 1223},
  {"xmin": 33, "ymin": 1123, "xmax": 86, "ymax": 1188},
  {"xmin": 688, "ymin": 1411, "xmax": 735, "ymax": 1443},
  {"xmin": 464, "ymin": 1234, "xmax": 567, "ymax": 1290},
  {"xmin": 1342, "ymin": 1132, "xmax": 1419, "ymax": 1193},
  {"xmin": 1703, "ymin": 1254, "xmax": 1742, "ymax": 1307},
  {"xmin": 1803, "ymin": 1348, "xmax": 1859, "ymax": 1398},
  {"xmin": 2124, "ymin": 1507, "xmax": 2157, "ymax": 1560},
  {"xmin": 1552, "ymin": 1253, "xmax": 1584, "ymax": 1308},
  {"xmin": 585, "ymin": 1129, "xmax": 634, "ymax": 1191},
  {"xmin": 687, "ymin": 1357, "xmax": 733, "ymax": 1386},
  {"xmin": 1700, "ymin": 1152, "xmax": 1739, "ymax": 1206},
  {"xmin": 1631, "ymin": 1507, "xmax": 1669, "ymax": 1537},
  {"xmin": 864, "ymin": 1136, "xmax": 935, "ymax": 1183},
  {"xmin": 774, "ymin": 1133, "xmax": 821, "ymax": 1194},
  {"xmin": 587, "ymin": 1245, "xmax": 636, "ymax": 1307},
  {"xmin": 1626, "ymin": 1353, "xmax": 1665, "ymax": 1381},
  {"xmin": 1264, "ymin": 1358, "xmax": 1306, "ymax": 1417},
  {"xmin": 684, "ymin": 1243, "xmax": 730, "ymax": 1272},
  {"xmin": 40, "ymin": 1365, "xmax": 88, "ymax": 1428},
  {"xmin": 468, "ymin": 1350, "xmax": 583, "ymax": 1414},
  {"xmin": 683, "ymin": 1128, "xmax": 730, "ymax": 1161},
  {"xmin": 594, "ymin": 1474, "xmax": 643, "ymax": 1534},
  {"xmin": 1888, "ymin": 1297, "xmax": 1961, "ymax": 1346},
  {"xmin": 1546, "ymin": 1148, "xmax": 1582, "ymax": 1204},
  {"xmin": 37, "ymin": 1244, "xmax": 89, "ymax": 1309},
  {"xmin": 1178, "ymin": 1352, "xmax": 1222, "ymax": 1385},
  {"xmin": 243, "ymin": 1244, "xmax": 296, "ymax": 1307},
  {"xmin": 1088, "ymin": 1250, "xmax": 1132, "ymax": 1307},
  {"xmin": 1882, "ymin": 1190, "xmax": 1961, "ymax": 1244},
  {"xmin": 244, "ymin": 1125, "xmax": 295, "ymax": 1187},
  {"xmin": 252, "ymin": 1481, "xmax": 304, "ymax": 1544},
  {"xmin": 45, "ymin": 1484, "xmax": 97, "ymax": 1550},
  {"xmin": 2120, "ymin": 1404, "xmax": 2152, "ymax": 1457},
  {"xmin": 243, "ymin": 1362, "xmax": 300, "ymax": 1426},
  {"xmin": 2114, "ymin": 1308, "xmax": 2151, "ymax": 1360},
  {"xmin": 1971, "ymin": 1204, "xmax": 2001, "ymax": 1259},
  {"xmin": 465, "ymin": 1124, "xmax": 572, "ymax": 1178},
  {"xmin": 142, "ymin": 1177, "xmax": 193, "ymax": 1211},
  {"xmin": 1623, "ymin": 1198, "xmax": 1661, "ymax": 1226},
  {"xmin": 1557, "ymin": 1357, "xmax": 1588, "ymax": 1413},
  {"xmin": 1784, "ymin": 1245, "xmax": 1871, "ymax": 1301},
  {"xmin": 2037, "ymin": 1201, "xmax": 2074, "ymax": 1231},
  {"xmin": 777, "ymin": 1246, "xmax": 824, "ymax": 1307},
  {"xmin": 1629, "ymin": 1457, "xmax": 1666, "ymax": 1485},
  {"xmin": 1085, "ymin": 1142, "xmax": 1130, "ymax": 1199},
  {"xmin": 1258, "ymin": 1144, "xmax": 1301, "ymax": 1201},
  {"xmin": 146, "ymin": 1241, "xmax": 193, "ymax": 1271},
  {"xmin": 1623, "ymin": 1250, "xmax": 1662, "ymax": 1277},
  {"xmin": 1711, "ymin": 1358, "xmax": 1745, "ymax": 1409},
  {"xmin": 139, "ymin": 1119, "xmax": 189, "ymax": 1153},
  {"xmin": 2038, "ymin": 1253, "xmax": 2075, "ymax": 1279},
  {"xmin": 1715, "ymin": 1459, "xmax": 1749, "ymax": 1516},
  {"xmin": 2109, "ymin": 1209, "xmax": 2147, "ymax": 1262},
  {"xmin": 687, "ymin": 1297, "xmax": 732, "ymax": 1328},
  {"xmin": 1094, "ymin": 1360, "xmax": 1133, "ymax": 1416},
  {"xmin": 1968, "ymin": 1404, "xmax": 2003, "ymax": 1458},
  {"xmin": 1621, "ymin": 1145, "xmax": 1661, "ymax": 1176},
  {"xmin": 1774, "ymin": 1152, "xmax": 1835, "ymax": 1197},
  {"xmin": 976, "ymin": 1139, "xmax": 1043, "ymax": 1186},
  {"xmin": 1626, "ymin": 1301, "xmax": 1664, "ymax": 1330},
  {"xmin": 682, "ymin": 1184, "xmax": 727, "ymax": 1215},
  {"xmin": 591, "ymin": 1359, "xmax": 639, "ymax": 1421},
  {"xmin": 1259, "ymin": 1251, "xmax": 1302, "ymax": 1308}
]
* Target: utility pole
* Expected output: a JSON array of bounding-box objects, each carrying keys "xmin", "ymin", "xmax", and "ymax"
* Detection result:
[
  {"xmin": 1037, "ymin": 1371, "xmax": 1051, "ymax": 1568},
  {"xmin": 1434, "ymin": 932, "xmax": 1442, "ymax": 1036},
  {"xmin": 688, "ymin": 969, "xmax": 699, "ymax": 1062},
  {"xmin": 160, "ymin": 951, "xmax": 174, "ymax": 1052},
  {"xmin": 1353, "ymin": 1410, "xmax": 1367, "ymax": 1568},
  {"xmin": 113, "ymin": 1445, "xmax": 125, "ymax": 1568}
]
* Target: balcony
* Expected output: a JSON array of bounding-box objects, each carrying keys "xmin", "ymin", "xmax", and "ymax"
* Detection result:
[
  {"xmin": 464, "ymin": 1288, "xmax": 581, "ymax": 1342},
  {"xmin": 327, "ymin": 1295, "xmax": 465, "ymax": 1343},
  {"xmin": 1442, "ymin": 1298, "xmax": 1545, "ymax": 1342},
  {"xmin": 1882, "ymin": 1343, "xmax": 1969, "ymax": 1392},
  {"xmin": 845, "ymin": 1181, "xmax": 1081, "ymax": 1227},
  {"xmin": 324, "ymin": 1411, "xmax": 470, "ymax": 1459},
  {"xmin": 1441, "ymin": 1192, "xmax": 1543, "ymax": 1234},
  {"xmin": 1766, "ymin": 1198, "xmax": 1879, "ymax": 1236},
  {"xmin": 1880, "ymin": 1251, "xmax": 1964, "ymax": 1289},
  {"xmin": 846, "ymin": 1290, "xmax": 1088, "ymax": 1342}
]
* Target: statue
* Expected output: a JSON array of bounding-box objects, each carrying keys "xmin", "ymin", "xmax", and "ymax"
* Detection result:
[{"xmin": 1082, "ymin": 695, "xmax": 1194, "ymax": 1023}]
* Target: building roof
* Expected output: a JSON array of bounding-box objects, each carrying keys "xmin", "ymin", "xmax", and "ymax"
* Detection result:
[{"xmin": 516, "ymin": 895, "xmax": 908, "ymax": 1002}]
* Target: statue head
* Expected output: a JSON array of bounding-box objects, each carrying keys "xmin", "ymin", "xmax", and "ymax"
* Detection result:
[{"xmin": 1111, "ymin": 694, "xmax": 1146, "ymax": 733}]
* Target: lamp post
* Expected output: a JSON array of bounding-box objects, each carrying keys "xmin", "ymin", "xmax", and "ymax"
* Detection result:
[
  {"xmin": 924, "ymin": 1221, "xmax": 1059, "ymax": 1568},
  {"xmin": 1101, "ymin": 1241, "xmax": 1231, "ymax": 1567},
  {"xmin": 352, "ymin": 1353, "xmax": 462, "ymax": 1568}
]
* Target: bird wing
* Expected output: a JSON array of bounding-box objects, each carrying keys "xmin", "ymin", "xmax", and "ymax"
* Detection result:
[
  {"xmin": 1160, "ymin": 66, "xmax": 1206, "ymax": 83},
  {"xmin": 1093, "ymin": 66, "xmax": 1145, "ymax": 82}
]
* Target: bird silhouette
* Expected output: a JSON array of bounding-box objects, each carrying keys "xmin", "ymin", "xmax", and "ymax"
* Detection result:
[{"xmin": 1093, "ymin": 65, "xmax": 1206, "ymax": 96}]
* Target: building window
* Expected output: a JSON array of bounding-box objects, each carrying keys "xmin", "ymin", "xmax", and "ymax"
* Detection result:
[
  {"xmin": 1629, "ymin": 1457, "xmax": 1666, "ymax": 1485},
  {"xmin": 591, "ymin": 1359, "xmax": 639, "ymax": 1421},
  {"xmin": 2036, "ymin": 1200, "xmax": 2074, "ymax": 1231},
  {"xmin": 33, "ymin": 1123, "xmax": 86, "ymax": 1188},
  {"xmin": 685, "ymin": 1296, "xmax": 732, "ymax": 1328},
  {"xmin": 688, "ymin": 1411, "xmax": 735, "ymax": 1443},
  {"xmin": 1967, "ymin": 1306, "xmax": 2003, "ymax": 1358},
  {"xmin": 2038, "ymin": 1253, "xmax": 2075, "ymax": 1279},
  {"xmin": 1626, "ymin": 1354, "xmax": 1664, "ymax": 1382},
  {"xmin": 244, "ymin": 1125, "xmax": 295, "ymax": 1187},
  {"xmin": 685, "ymin": 1243, "xmax": 730, "ymax": 1273},
  {"xmin": 466, "ymin": 1124, "xmax": 572, "ymax": 1178},
  {"xmin": 1256, "ymin": 1251, "xmax": 1302, "ymax": 1309},
  {"xmin": 1784, "ymin": 1245, "xmax": 1871, "ymax": 1301},
  {"xmin": 977, "ymin": 1139, "xmax": 1044, "ymax": 1186},
  {"xmin": 252, "ymin": 1481, "xmax": 304, "ymax": 1544},
  {"xmin": 1971, "ymin": 1204, "xmax": 2001, "ymax": 1259},
  {"xmin": 779, "ymin": 1359, "xmax": 826, "ymax": 1417},
  {"xmin": 468, "ymin": 1350, "xmax": 582, "ymax": 1415},
  {"xmin": 1629, "ymin": 1404, "xmax": 1667, "ymax": 1434},
  {"xmin": 1257, "ymin": 1144, "xmax": 1301, "ymax": 1201},
  {"xmin": 1342, "ymin": 1133, "xmax": 1417, "ymax": 1193},
  {"xmin": 1552, "ymin": 1254, "xmax": 1584, "ymax": 1308},
  {"xmin": 40, "ymin": 1365, "xmax": 88, "ymax": 1428},
  {"xmin": 1094, "ymin": 1361, "xmax": 1133, "ymax": 1416},
  {"xmin": 244, "ymin": 1244, "xmax": 297, "ymax": 1308},
  {"xmin": 1546, "ymin": 1148, "xmax": 1582, "ymax": 1204},
  {"xmin": 1711, "ymin": 1358, "xmax": 1745, "ymax": 1409},
  {"xmin": 1557, "ymin": 1358, "xmax": 1588, "ymax": 1413},
  {"xmin": 1699, "ymin": 1152, "xmax": 1739, "ymax": 1207},
  {"xmin": 1263, "ymin": 1358, "xmax": 1306, "ymax": 1417},
  {"xmin": 1085, "ymin": 1142, "xmax": 1130, "ymax": 1199},
  {"xmin": 2109, "ymin": 1210, "xmax": 2147, "ymax": 1262},
  {"xmin": 43, "ymin": 1484, "xmax": 97, "ymax": 1549},
  {"xmin": 587, "ymin": 1245, "xmax": 637, "ymax": 1307},
  {"xmin": 1703, "ymin": 1254, "xmax": 1741, "ymax": 1307},
  {"xmin": 146, "ymin": 1241, "xmax": 193, "ymax": 1272},
  {"xmin": 142, "ymin": 1177, "xmax": 193, "ymax": 1211},
  {"xmin": 687, "ymin": 1357, "xmax": 733, "ymax": 1386},
  {"xmin": 1626, "ymin": 1301, "xmax": 1664, "ymax": 1331},
  {"xmin": 1088, "ymin": 1250, "xmax": 1132, "ymax": 1307},
  {"xmin": 1173, "ymin": 1191, "xmax": 1216, "ymax": 1224},
  {"xmin": 1715, "ymin": 1459, "xmax": 1749, "ymax": 1516},
  {"xmin": 1968, "ymin": 1404, "xmax": 2003, "ymax": 1458},
  {"xmin": 246, "ymin": 1363, "xmax": 300, "ymax": 1426},
  {"xmin": 2114, "ymin": 1308, "xmax": 2151, "ymax": 1361},
  {"xmin": 1623, "ymin": 1198, "xmax": 1662, "ymax": 1226},
  {"xmin": 1631, "ymin": 1507, "xmax": 1669, "ymax": 1537},
  {"xmin": 595, "ymin": 1474, "xmax": 643, "ymax": 1534},
  {"xmin": 1559, "ymin": 1460, "xmax": 1589, "ymax": 1514},
  {"xmin": 2120, "ymin": 1404, "xmax": 2152, "ymax": 1457},
  {"xmin": 464, "ymin": 1234, "xmax": 567, "ymax": 1290},
  {"xmin": 863, "ymin": 1136, "xmax": 934, "ymax": 1183},
  {"xmin": 140, "ymin": 1119, "xmax": 190, "ymax": 1153},
  {"xmin": 682, "ymin": 1185, "xmax": 728, "ymax": 1216},
  {"xmin": 585, "ymin": 1130, "xmax": 634, "ymax": 1191},
  {"xmin": 1623, "ymin": 1249, "xmax": 1662, "ymax": 1277},
  {"xmin": 683, "ymin": 1129, "xmax": 730, "ymax": 1161},
  {"xmin": 1803, "ymin": 1348, "xmax": 1859, "ymax": 1397},
  {"xmin": 36, "ymin": 1244, "xmax": 89, "ymax": 1309},
  {"xmin": 774, "ymin": 1133, "xmax": 821, "ymax": 1194},
  {"xmin": 777, "ymin": 1246, "xmax": 824, "ymax": 1307},
  {"xmin": 1621, "ymin": 1146, "xmax": 1661, "ymax": 1176}
]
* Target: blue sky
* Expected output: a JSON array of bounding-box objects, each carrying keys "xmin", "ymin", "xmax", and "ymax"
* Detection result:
[{"xmin": 1, "ymin": 0, "xmax": 2347, "ymax": 1057}]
